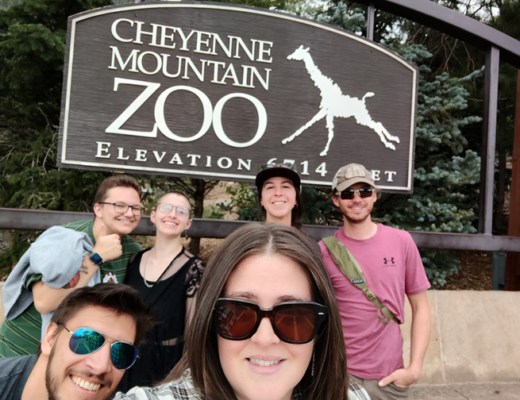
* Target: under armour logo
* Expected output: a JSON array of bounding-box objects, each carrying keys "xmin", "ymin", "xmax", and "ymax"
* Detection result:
[{"xmin": 383, "ymin": 257, "xmax": 395, "ymax": 265}]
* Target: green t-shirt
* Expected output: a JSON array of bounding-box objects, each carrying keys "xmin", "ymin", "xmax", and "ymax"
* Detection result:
[{"xmin": 0, "ymin": 220, "xmax": 141, "ymax": 357}]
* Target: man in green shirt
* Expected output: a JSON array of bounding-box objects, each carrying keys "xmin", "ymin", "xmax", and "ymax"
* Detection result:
[{"xmin": 0, "ymin": 175, "xmax": 144, "ymax": 357}]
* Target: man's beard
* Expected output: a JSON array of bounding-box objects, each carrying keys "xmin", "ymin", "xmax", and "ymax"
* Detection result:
[
  {"xmin": 342, "ymin": 203, "xmax": 373, "ymax": 225},
  {"xmin": 344, "ymin": 212, "xmax": 370, "ymax": 225},
  {"xmin": 45, "ymin": 344, "xmax": 113, "ymax": 400},
  {"xmin": 45, "ymin": 344, "xmax": 60, "ymax": 400}
]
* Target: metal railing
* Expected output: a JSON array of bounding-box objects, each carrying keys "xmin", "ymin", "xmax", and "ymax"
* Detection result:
[
  {"xmin": 2, "ymin": 208, "xmax": 520, "ymax": 252},
  {"xmin": 2, "ymin": 0, "xmax": 520, "ymax": 252}
]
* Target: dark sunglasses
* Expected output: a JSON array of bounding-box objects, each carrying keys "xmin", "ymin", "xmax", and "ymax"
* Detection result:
[
  {"xmin": 62, "ymin": 325, "xmax": 138, "ymax": 370},
  {"xmin": 335, "ymin": 188, "xmax": 375, "ymax": 200},
  {"xmin": 213, "ymin": 298, "xmax": 328, "ymax": 344}
]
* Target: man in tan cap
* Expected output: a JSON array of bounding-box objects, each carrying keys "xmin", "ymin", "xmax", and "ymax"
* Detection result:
[{"xmin": 319, "ymin": 163, "xmax": 431, "ymax": 400}]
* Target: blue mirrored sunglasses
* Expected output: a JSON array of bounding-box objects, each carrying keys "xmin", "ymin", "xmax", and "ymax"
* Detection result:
[{"xmin": 62, "ymin": 325, "xmax": 138, "ymax": 370}]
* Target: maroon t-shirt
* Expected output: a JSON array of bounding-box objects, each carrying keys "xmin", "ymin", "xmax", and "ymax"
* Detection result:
[{"xmin": 319, "ymin": 224, "xmax": 430, "ymax": 379}]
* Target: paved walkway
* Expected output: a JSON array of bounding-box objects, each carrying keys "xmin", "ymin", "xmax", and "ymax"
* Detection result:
[{"xmin": 410, "ymin": 382, "xmax": 520, "ymax": 399}]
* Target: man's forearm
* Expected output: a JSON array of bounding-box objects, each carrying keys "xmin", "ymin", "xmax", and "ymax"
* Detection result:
[
  {"xmin": 32, "ymin": 255, "xmax": 99, "ymax": 314},
  {"xmin": 408, "ymin": 291, "xmax": 431, "ymax": 377},
  {"xmin": 62, "ymin": 262, "xmax": 89, "ymax": 289},
  {"xmin": 378, "ymin": 291, "xmax": 431, "ymax": 388}
]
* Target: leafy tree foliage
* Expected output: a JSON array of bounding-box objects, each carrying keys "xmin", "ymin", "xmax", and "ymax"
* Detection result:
[
  {"xmin": 376, "ymin": 48, "xmax": 482, "ymax": 285},
  {"xmin": 394, "ymin": 0, "xmax": 519, "ymax": 234},
  {"xmin": 0, "ymin": 0, "xmax": 313, "ymax": 270},
  {"xmin": 318, "ymin": 2, "xmax": 489, "ymax": 285},
  {"xmin": 220, "ymin": 183, "xmax": 340, "ymax": 226},
  {"xmin": 487, "ymin": 0, "xmax": 520, "ymax": 233},
  {"xmin": 2, "ymin": 0, "xmax": 514, "ymax": 284},
  {"xmin": 318, "ymin": 2, "xmax": 486, "ymax": 285},
  {"xmin": 0, "ymin": 0, "xmax": 120, "ymax": 273},
  {"xmin": 225, "ymin": 1, "xmax": 484, "ymax": 285}
]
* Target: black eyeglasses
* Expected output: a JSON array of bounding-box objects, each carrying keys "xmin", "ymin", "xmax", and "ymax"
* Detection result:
[
  {"xmin": 214, "ymin": 298, "xmax": 328, "ymax": 344},
  {"xmin": 157, "ymin": 202, "xmax": 190, "ymax": 217},
  {"xmin": 258, "ymin": 162, "xmax": 297, "ymax": 173},
  {"xmin": 62, "ymin": 325, "xmax": 138, "ymax": 370},
  {"xmin": 335, "ymin": 188, "xmax": 375, "ymax": 200},
  {"xmin": 98, "ymin": 202, "xmax": 145, "ymax": 216}
]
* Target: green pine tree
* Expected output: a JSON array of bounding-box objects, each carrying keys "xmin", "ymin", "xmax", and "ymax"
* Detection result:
[
  {"xmin": 0, "ymin": 0, "xmax": 116, "ymax": 273},
  {"xmin": 225, "ymin": 2, "xmax": 484, "ymax": 286},
  {"xmin": 316, "ymin": 2, "xmax": 484, "ymax": 286}
]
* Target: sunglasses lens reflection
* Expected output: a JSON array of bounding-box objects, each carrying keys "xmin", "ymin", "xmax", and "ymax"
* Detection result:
[
  {"xmin": 69, "ymin": 328, "xmax": 105, "ymax": 355},
  {"xmin": 216, "ymin": 301, "xmax": 258, "ymax": 339},
  {"xmin": 274, "ymin": 304, "xmax": 316, "ymax": 343},
  {"xmin": 68, "ymin": 328, "xmax": 137, "ymax": 370},
  {"xmin": 340, "ymin": 189, "xmax": 373, "ymax": 200},
  {"xmin": 111, "ymin": 342, "xmax": 138, "ymax": 369},
  {"xmin": 215, "ymin": 300, "xmax": 324, "ymax": 343}
]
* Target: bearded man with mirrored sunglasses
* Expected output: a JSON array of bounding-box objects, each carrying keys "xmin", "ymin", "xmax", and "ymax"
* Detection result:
[
  {"xmin": 1, "ymin": 175, "xmax": 144, "ymax": 358},
  {"xmin": 0, "ymin": 284, "xmax": 155, "ymax": 400},
  {"xmin": 319, "ymin": 163, "xmax": 431, "ymax": 400}
]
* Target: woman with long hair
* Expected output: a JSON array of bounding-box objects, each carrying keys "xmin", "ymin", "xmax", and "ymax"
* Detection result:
[
  {"xmin": 255, "ymin": 163, "xmax": 304, "ymax": 229},
  {"xmin": 115, "ymin": 223, "xmax": 369, "ymax": 400},
  {"xmin": 117, "ymin": 192, "xmax": 205, "ymax": 391}
]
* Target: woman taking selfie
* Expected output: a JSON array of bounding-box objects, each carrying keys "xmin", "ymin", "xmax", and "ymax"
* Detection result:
[
  {"xmin": 255, "ymin": 163, "xmax": 304, "ymax": 229},
  {"xmin": 115, "ymin": 223, "xmax": 369, "ymax": 400},
  {"xmin": 117, "ymin": 192, "xmax": 205, "ymax": 391}
]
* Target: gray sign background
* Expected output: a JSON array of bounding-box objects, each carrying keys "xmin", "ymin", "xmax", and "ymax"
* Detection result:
[{"xmin": 58, "ymin": 2, "xmax": 417, "ymax": 192}]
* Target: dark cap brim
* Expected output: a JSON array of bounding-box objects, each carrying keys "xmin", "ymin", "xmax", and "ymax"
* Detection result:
[{"xmin": 255, "ymin": 166, "xmax": 301, "ymax": 191}]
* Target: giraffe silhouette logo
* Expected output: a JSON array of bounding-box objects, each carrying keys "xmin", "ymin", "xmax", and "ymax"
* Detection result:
[{"xmin": 282, "ymin": 45, "xmax": 400, "ymax": 156}]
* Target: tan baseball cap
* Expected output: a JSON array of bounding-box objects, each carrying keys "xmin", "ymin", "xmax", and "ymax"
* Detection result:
[{"xmin": 332, "ymin": 163, "xmax": 375, "ymax": 192}]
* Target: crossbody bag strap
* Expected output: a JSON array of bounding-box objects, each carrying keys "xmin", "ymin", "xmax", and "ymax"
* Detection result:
[{"xmin": 322, "ymin": 236, "xmax": 399, "ymax": 325}]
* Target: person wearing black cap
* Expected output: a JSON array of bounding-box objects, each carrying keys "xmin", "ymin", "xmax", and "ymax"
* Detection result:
[{"xmin": 255, "ymin": 163, "xmax": 304, "ymax": 229}]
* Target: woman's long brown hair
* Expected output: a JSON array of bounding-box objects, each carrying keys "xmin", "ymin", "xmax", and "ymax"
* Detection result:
[{"xmin": 163, "ymin": 223, "xmax": 348, "ymax": 400}]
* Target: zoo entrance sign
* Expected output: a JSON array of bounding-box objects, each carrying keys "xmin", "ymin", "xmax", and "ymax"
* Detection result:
[{"xmin": 58, "ymin": 2, "xmax": 418, "ymax": 192}]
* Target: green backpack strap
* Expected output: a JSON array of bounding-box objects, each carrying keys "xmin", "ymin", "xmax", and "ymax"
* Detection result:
[{"xmin": 322, "ymin": 236, "xmax": 399, "ymax": 325}]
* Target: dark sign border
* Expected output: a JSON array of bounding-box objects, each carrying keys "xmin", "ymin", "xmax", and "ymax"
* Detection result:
[{"xmin": 59, "ymin": 2, "xmax": 417, "ymax": 191}]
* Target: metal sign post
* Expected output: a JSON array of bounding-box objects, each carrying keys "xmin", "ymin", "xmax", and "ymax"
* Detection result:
[{"xmin": 505, "ymin": 70, "xmax": 520, "ymax": 291}]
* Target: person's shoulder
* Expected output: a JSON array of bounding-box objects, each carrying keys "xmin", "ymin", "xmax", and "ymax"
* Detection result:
[
  {"xmin": 379, "ymin": 224, "xmax": 413, "ymax": 240},
  {"xmin": 114, "ymin": 369, "xmax": 203, "ymax": 400},
  {"xmin": 183, "ymin": 249, "xmax": 206, "ymax": 268},
  {"xmin": 121, "ymin": 235, "xmax": 143, "ymax": 250},
  {"xmin": 319, "ymin": 229, "xmax": 344, "ymax": 259},
  {"xmin": 317, "ymin": 239, "xmax": 326, "ymax": 253},
  {"xmin": 0, "ymin": 354, "xmax": 37, "ymax": 381},
  {"xmin": 62, "ymin": 219, "xmax": 92, "ymax": 232},
  {"xmin": 319, "ymin": 228, "xmax": 343, "ymax": 245}
]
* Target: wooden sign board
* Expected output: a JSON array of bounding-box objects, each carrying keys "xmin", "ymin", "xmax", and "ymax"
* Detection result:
[{"xmin": 58, "ymin": 2, "xmax": 418, "ymax": 192}]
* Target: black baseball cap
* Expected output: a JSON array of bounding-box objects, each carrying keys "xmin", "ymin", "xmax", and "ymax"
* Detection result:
[{"xmin": 255, "ymin": 163, "xmax": 301, "ymax": 192}]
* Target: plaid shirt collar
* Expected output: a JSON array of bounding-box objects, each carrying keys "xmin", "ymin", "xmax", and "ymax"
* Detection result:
[{"xmin": 115, "ymin": 369, "xmax": 370, "ymax": 400}]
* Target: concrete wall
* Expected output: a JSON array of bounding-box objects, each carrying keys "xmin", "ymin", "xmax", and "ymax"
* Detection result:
[
  {"xmin": 1, "ymin": 286, "xmax": 519, "ymax": 385},
  {"xmin": 401, "ymin": 291, "xmax": 520, "ymax": 385}
]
